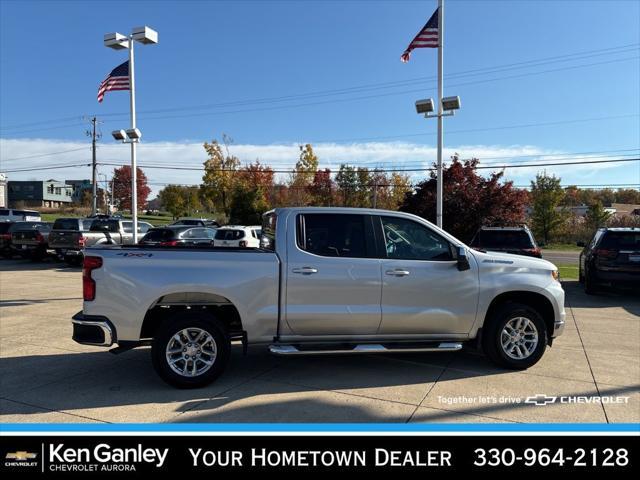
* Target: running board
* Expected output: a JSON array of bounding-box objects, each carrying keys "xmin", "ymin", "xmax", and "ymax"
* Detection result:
[{"xmin": 269, "ymin": 342, "xmax": 463, "ymax": 356}]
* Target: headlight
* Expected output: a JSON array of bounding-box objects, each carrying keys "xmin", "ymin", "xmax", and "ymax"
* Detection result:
[{"xmin": 551, "ymin": 270, "xmax": 559, "ymax": 281}]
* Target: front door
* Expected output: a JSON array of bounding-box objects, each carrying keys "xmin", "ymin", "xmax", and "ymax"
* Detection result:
[
  {"xmin": 377, "ymin": 215, "xmax": 479, "ymax": 335},
  {"xmin": 285, "ymin": 213, "xmax": 382, "ymax": 335}
]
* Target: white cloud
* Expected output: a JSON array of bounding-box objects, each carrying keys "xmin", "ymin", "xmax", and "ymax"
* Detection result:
[{"xmin": 0, "ymin": 138, "xmax": 631, "ymax": 196}]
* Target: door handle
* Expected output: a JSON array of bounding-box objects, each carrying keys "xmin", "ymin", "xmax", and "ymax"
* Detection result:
[
  {"xmin": 385, "ymin": 269, "xmax": 410, "ymax": 276},
  {"xmin": 292, "ymin": 267, "xmax": 318, "ymax": 275}
]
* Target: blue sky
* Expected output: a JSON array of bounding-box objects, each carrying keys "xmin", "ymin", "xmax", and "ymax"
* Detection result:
[{"xmin": 1, "ymin": 0, "xmax": 639, "ymax": 194}]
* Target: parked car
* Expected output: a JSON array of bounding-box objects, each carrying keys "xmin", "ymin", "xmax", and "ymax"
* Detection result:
[
  {"xmin": 48, "ymin": 217, "xmax": 94, "ymax": 266},
  {"xmin": 213, "ymin": 225, "xmax": 261, "ymax": 248},
  {"xmin": 72, "ymin": 207, "xmax": 565, "ymax": 388},
  {"xmin": 0, "ymin": 208, "xmax": 41, "ymax": 222},
  {"xmin": 0, "ymin": 222, "xmax": 14, "ymax": 257},
  {"xmin": 171, "ymin": 218, "xmax": 220, "ymax": 228},
  {"xmin": 139, "ymin": 226, "xmax": 217, "ymax": 247},
  {"xmin": 578, "ymin": 227, "xmax": 640, "ymax": 294},
  {"xmin": 82, "ymin": 218, "xmax": 153, "ymax": 247},
  {"xmin": 10, "ymin": 221, "xmax": 53, "ymax": 260},
  {"xmin": 470, "ymin": 226, "xmax": 542, "ymax": 258}
]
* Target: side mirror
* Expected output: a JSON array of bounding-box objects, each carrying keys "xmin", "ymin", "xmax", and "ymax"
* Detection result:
[
  {"xmin": 576, "ymin": 241, "xmax": 585, "ymax": 248},
  {"xmin": 456, "ymin": 246, "xmax": 470, "ymax": 271}
]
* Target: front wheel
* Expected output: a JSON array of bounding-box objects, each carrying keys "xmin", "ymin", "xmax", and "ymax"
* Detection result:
[
  {"xmin": 151, "ymin": 313, "xmax": 231, "ymax": 388},
  {"xmin": 482, "ymin": 302, "xmax": 547, "ymax": 369}
]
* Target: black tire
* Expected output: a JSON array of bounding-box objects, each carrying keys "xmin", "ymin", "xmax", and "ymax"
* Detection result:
[
  {"xmin": 482, "ymin": 302, "xmax": 547, "ymax": 370},
  {"xmin": 65, "ymin": 256, "xmax": 83, "ymax": 267},
  {"xmin": 151, "ymin": 312, "xmax": 230, "ymax": 388},
  {"xmin": 584, "ymin": 269, "xmax": 598, "ymax": 295}
]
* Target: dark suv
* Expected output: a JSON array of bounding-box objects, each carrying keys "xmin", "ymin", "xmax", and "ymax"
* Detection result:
[
  {"xmin": 578, "ymin": 228, "xmax": 640, "ymax": 294},
  {"xmin": 470, "ymin": 226, "xmax": 542, "ymax": 258}
]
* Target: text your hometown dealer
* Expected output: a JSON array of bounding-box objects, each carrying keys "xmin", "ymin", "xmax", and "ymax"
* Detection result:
[{"xmin": 50, "ymin": 444, "xmax": 168, "ymax": 468}]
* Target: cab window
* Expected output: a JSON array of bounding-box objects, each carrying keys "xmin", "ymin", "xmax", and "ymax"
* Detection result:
[
  {"xmin": 380, "ymin": 216, "xmax": 453, "ymax": 261},
  {"xmin": 297, "ymin": 214, "xmax": 372, "ymax": 258}
]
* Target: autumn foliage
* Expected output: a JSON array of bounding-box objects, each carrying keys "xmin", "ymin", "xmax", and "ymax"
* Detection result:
[{"xmin": 400, "ymin": 156, "xmax": 528, "ymax": 242}]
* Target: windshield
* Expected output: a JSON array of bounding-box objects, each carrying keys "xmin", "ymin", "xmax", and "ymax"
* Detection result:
[{"xmin": 474, "ymin": 230, "xmax": 534, "ymax": 249}]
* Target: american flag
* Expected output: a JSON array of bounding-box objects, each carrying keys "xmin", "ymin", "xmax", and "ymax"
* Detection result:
[
  {"xmin": 400, "ymin": 7, "xmax": 439, "ymax": 63},
  {"xmin": 97, "ymin": 61, "xmax": 130, "ymax": 103}
]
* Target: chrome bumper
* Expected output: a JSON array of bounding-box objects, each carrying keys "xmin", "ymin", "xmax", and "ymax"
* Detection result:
[{"xmin": 71, "ymin": 311, "xmax": 115, "ymax": 347}]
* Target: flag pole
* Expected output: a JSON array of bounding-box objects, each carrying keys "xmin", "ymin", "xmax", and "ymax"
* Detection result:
[
  {"xmin": 128, "ymin": 37, "xmax": 138, "ymax": 243},
  {"xmin": 436, "ymin": 0, "xmax": 444, "ymax": 229}
]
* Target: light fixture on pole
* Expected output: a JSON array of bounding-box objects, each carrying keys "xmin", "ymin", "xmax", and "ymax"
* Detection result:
[
  {"xmin": 104, "ymin": 26, "xmax": 157, "ymax": 243},
  {"xmin": 415, "ymin": 93, "xmax": 461, "ymax": 228}
]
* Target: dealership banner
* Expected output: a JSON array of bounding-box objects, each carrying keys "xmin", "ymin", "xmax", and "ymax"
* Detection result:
[{"xmin": 1, "ymin": 434, "xmax": 636, "ymax": 475}]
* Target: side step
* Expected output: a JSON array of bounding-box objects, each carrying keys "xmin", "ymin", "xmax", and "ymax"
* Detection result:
[{"xmin": 269, "ymin": 342, "xmax": 463, "ymax": 356}]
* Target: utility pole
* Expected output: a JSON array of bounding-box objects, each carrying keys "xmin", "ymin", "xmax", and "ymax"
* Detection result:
[{"xmin": 86, "ymin": 117, "xmax": 101, "ymax": 216}]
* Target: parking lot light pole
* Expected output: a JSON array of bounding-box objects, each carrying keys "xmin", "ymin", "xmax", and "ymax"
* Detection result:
[{"xmin": 104, "ymin": 26, "xmax": 157, "ymax": 243}]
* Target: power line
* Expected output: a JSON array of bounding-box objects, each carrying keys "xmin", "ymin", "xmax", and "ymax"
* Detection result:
[
  {"xmin": 96, "ymin": 156, "xmax": 640, "ymax": 173},
  {"xmin": 1, "ymin": 147, "xmax": 89, "ymax": 163}
]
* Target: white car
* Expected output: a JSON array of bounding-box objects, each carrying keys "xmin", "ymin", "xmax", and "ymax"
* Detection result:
[
  {"xmin": 0, "ymin": 208, "xmax": 41, "ymax": 222},
  {"xmin": 213, "ymin": 225, "xmax": 261, "ymax": 248}
]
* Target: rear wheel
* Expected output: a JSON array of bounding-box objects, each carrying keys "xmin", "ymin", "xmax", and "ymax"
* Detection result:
[
  {"xmin": 151, "ymin": 313, "xmax": 230, "ymax": 388},
  {"xmin": 482, "ymin": 302, "xmax": 547, "ymax": 369},
  {"xmin": 584, "ymin": 269, "xmax": 598, "ymax": 295}
]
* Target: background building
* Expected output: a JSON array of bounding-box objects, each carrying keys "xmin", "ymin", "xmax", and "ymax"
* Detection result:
[
  {"xmin": 7, "ymin": 179, "xmax": 73, "ymax": 208},
  {"xmin": 0, "ymin": 173, "xmax": 7, "ymax": 208}
]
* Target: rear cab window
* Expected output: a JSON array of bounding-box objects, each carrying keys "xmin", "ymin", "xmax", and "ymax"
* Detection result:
[
  {"xmin": 90, "ymin": 220, "xmax": 119, "ymax": 233},
  {"xmin": 53, "ymin": 219, "xmax": 81, "ymax": 230}
]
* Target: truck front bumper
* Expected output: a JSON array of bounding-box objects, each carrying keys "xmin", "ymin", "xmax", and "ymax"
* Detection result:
[{"xmin": 72, "ymin": 311, "xmax": 115, "ymax": 347}]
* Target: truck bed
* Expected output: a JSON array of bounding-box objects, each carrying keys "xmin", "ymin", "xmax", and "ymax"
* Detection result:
[{"xmin": 83, "ymin": 245, "xmax": 280, "ymax": 343}]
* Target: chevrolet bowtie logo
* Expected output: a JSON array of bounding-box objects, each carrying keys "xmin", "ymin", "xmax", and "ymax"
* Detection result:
[
  {"xmin": 6, "ymin": 451, "xmax": 37, "ymax": 460},
  {"xmin": 525, "ymin": 394, "xmax": 557, "ymax": 406}
]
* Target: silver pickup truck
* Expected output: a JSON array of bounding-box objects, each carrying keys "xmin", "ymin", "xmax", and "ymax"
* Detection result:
[
  {"xmin": 72, "ymin": 207, "xmax": 565, "ymax": 388},
  {"xmin": 82, "ymin": 218, "xmax": 153, "ymax": 247}
]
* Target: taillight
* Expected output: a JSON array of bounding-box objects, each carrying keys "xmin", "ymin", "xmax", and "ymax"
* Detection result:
[
  {"xmin": 595, "ymin": 249, "xmax": 617, "ymax": 260},
  {"xmin": 83, "ymin": 256, "xmax": 103, "ymax": 301},
  {"xmin": 35, "ymin": 232, "xmax": 44, "ymax": 243},
  {"xmin": 239, "ymin": 240, "xmax": 248, "ymax": 248},
  {"xmin": 77, "ymin": 235, "xmax": 86, "ymax": 247},
  {"xmin": 159, "ymin": 240, "xmax": 179, "ymax": 246},
  {"xmin": 523, "ymin": 247, "xmax": 542, "ymax": 257},
  {"xmin": 0, "ymin": 234, "xmax": 10, "ymax": 240}
]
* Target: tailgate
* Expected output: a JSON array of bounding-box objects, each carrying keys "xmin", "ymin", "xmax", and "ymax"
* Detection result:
[
  {"xmin": 12, "ymin": 231, "xmax": 41, "ymax": 245},
  {"xmin": 49, "ymin": 230, "xmax": 82, "ymax": 248}
]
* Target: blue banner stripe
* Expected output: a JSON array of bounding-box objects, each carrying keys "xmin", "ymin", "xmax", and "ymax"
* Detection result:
[{"xmin": 1, "ymin": 423, "xmax": 639, "ymax": 432}]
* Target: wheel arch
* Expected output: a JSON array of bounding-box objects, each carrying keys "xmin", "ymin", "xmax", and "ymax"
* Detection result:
[
  {"xmin": 483, "ymin": 290, "xmax": 555, "ymax": 341},
  {"xmin": 140, "ymin": 291, "xmax": 244, "ymax": 341}
]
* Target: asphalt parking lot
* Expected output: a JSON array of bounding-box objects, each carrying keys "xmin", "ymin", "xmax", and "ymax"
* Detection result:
[{"xmin": 1, "ymin": 258, "xmax": 638, "ymax": 424}]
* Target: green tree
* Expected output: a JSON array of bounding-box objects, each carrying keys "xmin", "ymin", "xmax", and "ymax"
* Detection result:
[
  {"xmin": 355, "ymin": 167, "xmax": 372, "ymax": 207},
  {"xmin": 159, "ymin": 185, "xmax": 187, "ymax": 218},
  {"xmin": 288, "ymin": 144, "xmax": 319, "ymax": 206},
  {"xmin": 335, "ymin": 164, "xmax": 358, "ymax": 207},
  {"xmin": 202, "ymin": 136, "xmax": 240, "ymax": 217},
  {"xmin": 530, "ymin": 172, "xmax": 566, "ymax": 244},
  {"xmin": 229, "ymin": 184, "xmax": 269, "ymax": 225},
  {"xmin": 585, "ymin": 201, "xmax": 612, "ymax": 231}
]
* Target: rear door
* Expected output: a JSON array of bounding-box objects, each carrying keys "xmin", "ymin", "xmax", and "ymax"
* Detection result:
[
  {"xmin": 377, "ymin": 215, "xmax": 479, "ymax": 335},
  {"xmin": 285, "ymin": 213, "xmax": 382, "ymax": 335}
]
